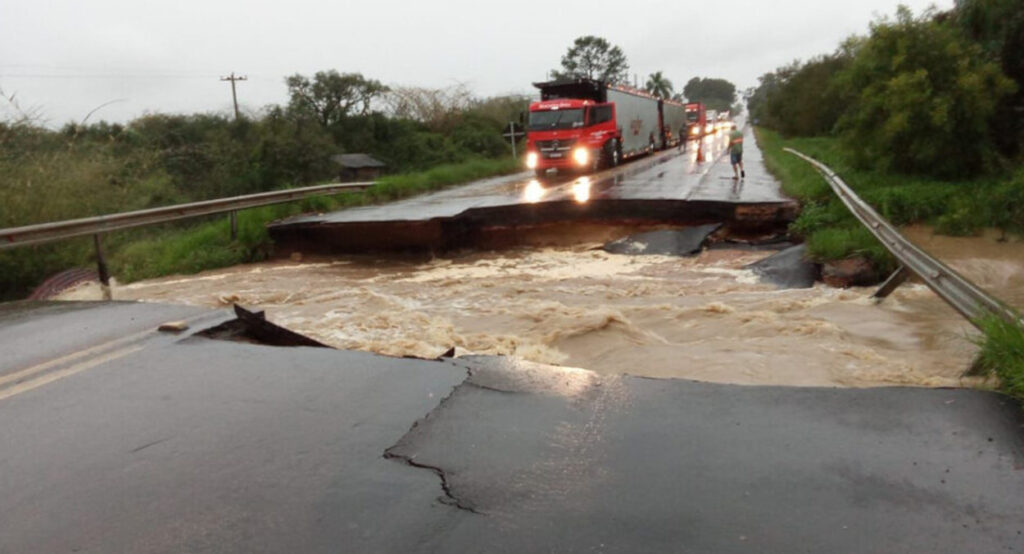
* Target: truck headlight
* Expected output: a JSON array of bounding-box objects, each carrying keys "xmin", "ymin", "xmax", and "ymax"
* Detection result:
[
  {"xmin": 573, "ymin": 148, "xmax": 589, "ymax": 166},
  {"xmin": 525, "ymin": 152, "xmax": 538, "ymax": 169},
  {"xmin": 690, "ymin": 127, "xmax": 699, "ymax": 135}
]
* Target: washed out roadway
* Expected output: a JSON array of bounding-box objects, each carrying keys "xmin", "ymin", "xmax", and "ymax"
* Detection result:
[{"xmin": 1, "ymin": 301, "xmax": 1022, "ymax": 552}]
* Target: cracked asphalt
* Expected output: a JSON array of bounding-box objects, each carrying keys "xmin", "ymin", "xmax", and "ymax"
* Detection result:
[{"xmin": 1, "ymin": 302, "xmax": 1023, "ymax": 553}]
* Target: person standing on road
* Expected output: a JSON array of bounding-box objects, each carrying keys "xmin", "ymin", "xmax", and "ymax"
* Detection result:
[{"xmin": 728, "ymin": 123, "xmax": 744, "ymax": 180}]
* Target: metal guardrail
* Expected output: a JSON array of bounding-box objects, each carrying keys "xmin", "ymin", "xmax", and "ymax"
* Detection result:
[
  {"xmin": 784, "ymin": 148, "xmax": 1022, "ymax": 329},
  {"xmin": 1, "ymin": 181, "xmax": 373, "ymax": 300},
  {"xmin": 0, "ymin": 181, "xmax": 373, "ymax": 249}
]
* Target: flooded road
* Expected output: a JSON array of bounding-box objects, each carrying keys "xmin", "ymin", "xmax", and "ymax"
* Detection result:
[{"xmin": 59, "ymin": 226, "xmax": 1024, "ymax": 389}]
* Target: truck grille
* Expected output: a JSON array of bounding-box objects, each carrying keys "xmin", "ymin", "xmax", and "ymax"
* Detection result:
[{"xmin": 536, "ymin": 138, "xmax": 577, "ymax": 159}]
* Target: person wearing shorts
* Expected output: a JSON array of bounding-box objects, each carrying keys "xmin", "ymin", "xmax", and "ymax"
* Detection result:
[{"xmin": 728, "ymin": 124, "xmax": 744, "ymax": 179}]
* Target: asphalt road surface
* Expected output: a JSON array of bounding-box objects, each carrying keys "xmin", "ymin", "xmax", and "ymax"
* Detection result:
[
  {"xmin": 1, "ymin": 301, "xmax": 1022, "ymax": 553},
  {"xmin": 268, "ymin": 125, "xmax": 796, "ymax": 253}
]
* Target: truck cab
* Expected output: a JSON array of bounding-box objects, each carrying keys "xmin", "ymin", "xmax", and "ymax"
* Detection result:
[
  {"xmin": 685, "ymin": 103, "xmax": 706, "ymax": 139},
  {"xmin": 525, "ymin": 78, "xmax": 660, "ymax": 178},
  {"xmin": 525, "ymin": 99, "xmax": 617, "ymax": 177}
]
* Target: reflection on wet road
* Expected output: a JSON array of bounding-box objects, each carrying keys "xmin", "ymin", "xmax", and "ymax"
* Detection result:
[{"xmin": 271, "ymin": 125, "xmax": 780, "ymax": 230}]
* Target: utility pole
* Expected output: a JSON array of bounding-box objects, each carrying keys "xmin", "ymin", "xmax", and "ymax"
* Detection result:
[{"xmin": 220, "ymin": 72, "xmax": 248, "ymax": 121}]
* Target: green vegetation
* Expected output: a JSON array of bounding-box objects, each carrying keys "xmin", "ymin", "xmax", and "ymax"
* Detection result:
[
  {"xmin": 750, "ymin": 3, "xmax": 1024, "ymax": 261},
  {"xmin": 550, "ymin": 35, "xmax": 735, "ymax": 108},
  {"xmin": 0, "ymin": 81, "xmax": 524, "ymax": 300},
  {"xmin": 682, "ymin": 77, "xmax": 739, "ymax": 113},
  {"xmin": 0, "ymin": 65, "xmax": 529, "ymax": 301},
  {"xmin": 972, "ymin": 313, "xmax": 1024, "ymax": 402},
  {"xmin": 835, "ymin": 7, "xmax": 1014, "ymax": 178},
  {"xmin": 550, "ymin": 35, "xmax": 630, "ymax": 84},
  {"xmin": 749, "ymin": 5, "xmax": 1023, "ymax": 177},
  {"xmin": 5, "ymin": 157, "xmax": 520, "ymax": 291},
  {"xmin": 750, "ymin": 3, "xmax": 1024, "ymax": 399},
  {"xmin": 644, "ymin": 72, "xmax": 674, "ymax": 99},
  {"xmin": 758, "ymin": 128, "xmax": 1024, "ymax": 266}
]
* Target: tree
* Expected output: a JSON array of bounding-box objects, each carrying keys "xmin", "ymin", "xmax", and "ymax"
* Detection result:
[
  {"xmin": 285, "ymin": 71, "xmax": 388, "ymax": 128},
  {"xmin": 551, "ymin": 36, "xmax": 629, "ymax": 83},
  {"xmin": 385, "ymin": 84, "xmax": 474, "ymax": 132},
  {"xmin": 836, "ymin": 6, "xmax": 1016, "ymax": 177},
  {"xmin": 747, "ymin": 50, "xmax": 853, "ymax": 137},
  {"xmin": 682, "ymin": 77, "xmax": 737, "ymax": 111},
  {"xmin": 644, "ymin": 72, "xmax": 674, "ymax": 99},
  {"xmin": 955, "ymin": 0, "xmax": 1024, "ymax": 155}
]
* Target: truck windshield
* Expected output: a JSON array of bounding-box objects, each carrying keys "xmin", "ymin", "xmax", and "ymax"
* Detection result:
[{"xmin": 528, "ymin": 109, "xmax": 585, "ymax": 130}]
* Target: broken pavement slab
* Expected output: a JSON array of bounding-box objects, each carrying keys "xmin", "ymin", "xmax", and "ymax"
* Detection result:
[
  {"xmin": 0, "ymin": 301, "xmax": 472, "ymax": 553},
  {"xmin": 3, "ymin": 301, "xmax": 1023, "ymax": 553},
  {"xmin": 602, "ymin": 223, "xmax": 723, "ymax": 256},
  {"xmin": 385, "ymin": 355, "xmax": 1024, "ymax": 553},
  {"xmin": 745, "ymin": 243, "xmax": 820, "ymax": 289}
]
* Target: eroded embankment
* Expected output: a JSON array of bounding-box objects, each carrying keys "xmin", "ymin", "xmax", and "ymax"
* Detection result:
[{"xmin": 58, "ymin": 226, "xmax": 1024, "ymax": 389}]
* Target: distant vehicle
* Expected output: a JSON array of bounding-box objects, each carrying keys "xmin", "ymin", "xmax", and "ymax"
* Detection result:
[
  {"xmin": 525, "ymin": 78, "xmax": 662, "ymax": 177},
  {"xmin": 705, "ymin": 110, "xmax": 718, "ymax": 134},
  {"xmin": 716, "ymin": 111, "xmax": 731, "ymax": 131},
  {"xmin": 659, "ymin": 98, "xmax": 688, "ymax": 150},
  {"xmin": 684, "ymin": 103, "xmax": 707, "ymax": 139}
]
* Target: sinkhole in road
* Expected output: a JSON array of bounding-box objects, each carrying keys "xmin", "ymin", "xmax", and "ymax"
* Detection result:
[{"xmin": 58, "ymin": 225, "xmax": 1024, "ymax": 388}]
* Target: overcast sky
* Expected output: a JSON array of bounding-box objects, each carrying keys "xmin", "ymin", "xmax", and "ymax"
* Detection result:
[{"xmin": 1, "ymin": 0, "xmax": 951, "ymax": 126}]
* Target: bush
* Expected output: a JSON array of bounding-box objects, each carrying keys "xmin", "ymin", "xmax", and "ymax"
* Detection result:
[{"xmin": 835, "ymin": 7, "xmax": 1016, "ymax": 178}]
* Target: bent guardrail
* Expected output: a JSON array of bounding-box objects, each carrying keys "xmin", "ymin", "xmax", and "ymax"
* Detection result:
[
  {"xmin": 0, "ymin": 181, "xmax": 373, "ymax": 299},
  {"xmin": 784, "ymin": 148, "xmax": 1021, "ymax": 330}
]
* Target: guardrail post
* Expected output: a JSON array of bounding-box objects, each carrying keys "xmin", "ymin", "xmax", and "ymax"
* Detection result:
[
  {"xmin": 93, "ymin": 234, "xmax": 112, "ymax": 301},
  {"xmin": 872, "ymin": 266, "xmax": 910, "ymax": 301},
  {"xmin": 229, "ymin": 211, "xmax": 238, "ymax": 241}
]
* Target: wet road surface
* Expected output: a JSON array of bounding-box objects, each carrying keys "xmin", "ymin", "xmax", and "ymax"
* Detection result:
[
  {"xmin": 1, "ymin": 301, "xmax": 1022, "ymax": 552},
  {"xmin": 268, "ymin": 125, "xmax": 797, "ymax": 252}
]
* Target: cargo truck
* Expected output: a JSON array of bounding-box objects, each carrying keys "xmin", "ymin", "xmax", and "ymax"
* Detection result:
[
  {"xmin": 659, "ymin": 99, "xmax": 688, "ymax": 149},
  {"xmin": 525, "ymin": 78, "xmax": 661, "ymax": 177},
  {"xmin": 684, "ymin": 103, "xmax": 707, "ymax": 140}
]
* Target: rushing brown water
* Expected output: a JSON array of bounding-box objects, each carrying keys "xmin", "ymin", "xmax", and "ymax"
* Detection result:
[
  {"xmin": 902, "ymin": 226, "xmax": 1024, "ymax": 308},
  {"xmin": 58, "ymin": 226, "xmax": 1024, "ymax": 388}
]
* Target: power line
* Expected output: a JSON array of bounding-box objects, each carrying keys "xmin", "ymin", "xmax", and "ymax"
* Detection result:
[{"xmin": 0, "ymin": 73, "xmax": 221, "ymax": 79}]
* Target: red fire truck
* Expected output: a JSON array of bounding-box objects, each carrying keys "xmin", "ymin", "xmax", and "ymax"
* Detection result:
[{"xmin": 525, "ymin": 78, "xmax": 662, "ymax": 177}]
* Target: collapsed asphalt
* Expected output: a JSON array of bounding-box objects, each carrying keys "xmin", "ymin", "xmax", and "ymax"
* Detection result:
[{"xmin": 1, "ymin": 301, "xmax": 1022, "ymax": 553}]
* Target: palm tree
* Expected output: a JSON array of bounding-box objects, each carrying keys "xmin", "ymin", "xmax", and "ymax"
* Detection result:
[{"xmin": 644, "ymin": 72, "xmax": 674, "ymax": 99}]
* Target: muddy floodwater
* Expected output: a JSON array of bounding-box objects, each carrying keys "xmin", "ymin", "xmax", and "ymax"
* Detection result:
[{"xmin": 60, "ymin": 226, "xmax": 1024, "ymax": 388}]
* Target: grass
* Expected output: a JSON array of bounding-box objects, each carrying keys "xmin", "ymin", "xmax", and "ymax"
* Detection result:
[
  {"xmin": 755, "ymin": 127, "xmax": 1022, "ymax": 269},
  {"xmin": 972, "ymin": 313, "xmax": 1024, "ymax": 403},
  {"xmin": 1, "ymin": 156, "xmax": 522, "ymax": 296},
  {"xmin": 108, "ymin": 156, "xmax": 521, "ymax": 283}
]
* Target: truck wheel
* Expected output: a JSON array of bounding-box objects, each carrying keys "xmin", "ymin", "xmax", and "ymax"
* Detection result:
[{"xmin": 598, "ymin": 140, "xmax": 620, "ymax": 170}]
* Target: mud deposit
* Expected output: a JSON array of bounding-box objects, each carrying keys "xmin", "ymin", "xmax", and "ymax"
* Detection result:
[{"xmin": 58, "ymin": 227, "xmax": 1024, "ymax": 388}]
